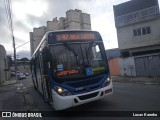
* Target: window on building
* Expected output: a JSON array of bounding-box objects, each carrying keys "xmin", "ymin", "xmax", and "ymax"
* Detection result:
[
  {"xmin": 146, "ymin": 27, "xmax": 151, "ymax": 34},
  {"xmin": 142, "ymin": 27, "xmax": 147, "ymax": 35},
  {"xmin": 133, "ymin": 26, "xmax": 151, "ymax": 37},
  {"xmin": 121, "ymin": 51, "xmax": 129, "ymax": 57},
  {"xmin": 137, "ymin": 28, "xmax": 141, "ymax": 36},
  {"xmin": 133, "ymin": 29, "xmax": 137, "ymax": 36}
]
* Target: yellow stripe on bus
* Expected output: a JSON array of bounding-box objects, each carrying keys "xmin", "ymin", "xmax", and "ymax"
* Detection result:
[{"xmin": 93, "ymin": 67, "xmax": 105, "ymax": 72}]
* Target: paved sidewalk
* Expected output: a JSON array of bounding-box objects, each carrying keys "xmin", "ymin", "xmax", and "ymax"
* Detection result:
[
  {"xmin": 0, "ymin": 77, "xmax": 19, "ymax": 87},
  {"xmin": 112, "ymin": 76, "xmax": 160, "ymax": 85},
  {"xmin": 0, "ymin": 77, "xmax": 43, "ymax": 120},
  {"xmin": 0, "ymin": 78, "xmax": 30, "ymax": 109}
]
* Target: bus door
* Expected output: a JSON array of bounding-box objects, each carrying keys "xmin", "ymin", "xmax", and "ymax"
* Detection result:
[
  {"xmin": 40, "ymin": 52, "xmax": 52, "ymax": 102},
  {"xmin": 31, "ymin": 60, "xmax": 38, "ymax": 89},
  {"xmin": 34, "ymin": 54, "xmax": 43, "ymax": 94}
]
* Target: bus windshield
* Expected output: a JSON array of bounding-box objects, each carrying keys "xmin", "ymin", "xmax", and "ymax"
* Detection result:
[{"xmin": 50, "ymin": 42, "xmax": 108, "ymax": 80}]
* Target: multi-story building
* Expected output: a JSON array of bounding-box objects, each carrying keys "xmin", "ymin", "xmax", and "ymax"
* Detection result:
[
  {"xmin": 30, "ymin": 32, "xmax": 34, "ymax": 55},
  {"xmin": 30, "ymin": 9, "xmax": 91, "ymax": 56},
  {"xmin": 113, "ymin": 0, "xmax": 160, "ymax": 77},
  {"xmin": 0, "ymin": 45, "xmax": 10, "ymax": 84}
]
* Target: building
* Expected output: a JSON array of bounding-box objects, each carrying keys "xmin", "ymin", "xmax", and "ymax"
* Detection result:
[
  {"xmin": 106, "ymin": 48, "xmax": 121, "ymax": 76},
  {"xmin": 0, "ymin": 45, "xmax": 10, "ymax": 84},
  {"xmin": 113, "ymin": 0, "xmax": 160, "ymax": 77},
  {"xmin": 97, "ymin": 48, "xmax": 121, "ymax": 76},
  {"xmin": 105, "ymin": 48, "xmax": 121, "ymax": 60},
  {"xmin": 30, "ymin": 9, "xmax": 91, "ymax": 56}
]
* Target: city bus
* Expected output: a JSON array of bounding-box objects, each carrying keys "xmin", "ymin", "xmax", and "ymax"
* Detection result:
[{"xmin": 30, "ymin": 30, "xmax": 113, "ymax": 110}]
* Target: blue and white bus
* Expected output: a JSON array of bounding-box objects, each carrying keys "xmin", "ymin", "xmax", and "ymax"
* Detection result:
[{"xmin": 30, "ymin": 30, "xmax": 113, "ymax": 110}]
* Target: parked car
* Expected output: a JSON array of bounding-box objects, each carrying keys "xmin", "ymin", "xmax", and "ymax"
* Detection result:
[
  {"xmin": 25, "ymin": 72, "xmax": 30, "ymax": 76},
  {"xmin": 11, "ymin": 71, "xmax": 15, "ymax": 76},
  {"xmin": 18, "ymin": 73, "xmax": 26, "ymax": 80},
  {"xmin": 11, "ymin": 70, "xmax": 20, "ymax": 76}
]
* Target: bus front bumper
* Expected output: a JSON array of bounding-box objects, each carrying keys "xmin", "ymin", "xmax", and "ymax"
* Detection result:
[{"xmin": 51, "ymin": 81, "xmax": 113, "ymax": 110}]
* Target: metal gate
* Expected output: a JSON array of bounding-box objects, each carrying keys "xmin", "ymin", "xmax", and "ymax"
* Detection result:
[{"xmin": 135, "ymin": 55, "xmax": 160, "ymax": 77}]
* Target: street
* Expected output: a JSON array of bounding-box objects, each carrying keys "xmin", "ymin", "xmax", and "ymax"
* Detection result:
[
  {"xmin": 0, "ymin": 76, "xmax": 160, "ymax": 120},
  {"xmin": 20, "ymin": 76, "xmax": 160, "ymax": 111}
]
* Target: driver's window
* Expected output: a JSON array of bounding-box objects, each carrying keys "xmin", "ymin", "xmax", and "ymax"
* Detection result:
[{"xmin": 92, "ymin": 45, "xmax": 102, "ymax": 59}]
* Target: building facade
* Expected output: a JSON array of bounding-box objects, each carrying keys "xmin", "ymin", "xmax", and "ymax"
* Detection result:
[
  {"xmin": 0, "ymin": 45, "xmax": 10, "ymax": 84},
  {"xmin": 30, "ymin": 9, "xmax": 91, "ymax": 56},
  {"xmin": 113, "ymin": 0, "xmax": 160, "ymax": 77},
  {"xmin": 106, "ymin": 48, "xmax": 121, "ymax": 76}
]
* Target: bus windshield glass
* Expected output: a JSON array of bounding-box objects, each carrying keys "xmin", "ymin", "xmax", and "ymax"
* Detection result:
[{"xmin": 50, "ymin": 42, "xmax": 109, "ymax": 80}]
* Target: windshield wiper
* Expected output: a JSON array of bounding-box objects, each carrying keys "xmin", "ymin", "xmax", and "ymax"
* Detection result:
[
  {"xmin": 87, "ymin": 41, "xmax": 94, "ymax": 55},
  {"xmin": 63, "ymin": 43, "xmax": 79, "ymax": 66},
  {"xmin": 85, "ymin": 46, "xmax": 89, "ymax": 65}
]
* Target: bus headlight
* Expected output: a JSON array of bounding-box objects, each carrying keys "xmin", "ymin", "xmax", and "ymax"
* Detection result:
[
  {"xmin": 103, "ymin": 76, "xmax": 111, "ymax": 87},
  {"xmin": 54, "ymin": 86, "xmax": 72, "ymax": 96},
  {"xmin": 107, "ymin": 77, "xmax": 111, "ymax": 82}
]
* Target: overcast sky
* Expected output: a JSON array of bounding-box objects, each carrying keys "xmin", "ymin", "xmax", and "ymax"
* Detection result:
[{"xmin": 0, "ymin": 0, "xmax": 160, "ymax": 59}]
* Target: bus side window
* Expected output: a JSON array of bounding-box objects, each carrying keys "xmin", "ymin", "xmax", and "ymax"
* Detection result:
[
  {"xmin": 42, "ymin": 54, "xmax": 48, "ymax": 75},
  {"xmin": 41, "ymin": 50, "xmax": 49, "ymax": 75},
  {"xmin": 31, "ymin": 61, "xmax": 34, "ymax": 76},
  {"xmin": 92, "ymin": 45, "xmax": 102, "ymax": 59},
  {"xmin": 35, "ymin": 55, "xmax": 41, "ymax": 78}
]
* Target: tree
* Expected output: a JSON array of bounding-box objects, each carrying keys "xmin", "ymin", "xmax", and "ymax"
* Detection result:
[{"xmin": 20, "ymin": 57, "xmax": 29, "ymax": 61}]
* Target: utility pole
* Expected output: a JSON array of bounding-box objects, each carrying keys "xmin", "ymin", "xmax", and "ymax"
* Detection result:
[{"xmin": 13, "ymin": 36, "xmax": 17, "ymax": 80}]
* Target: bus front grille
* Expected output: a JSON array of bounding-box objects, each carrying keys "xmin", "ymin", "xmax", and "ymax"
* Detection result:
[{"xmin": 78, "ymin": 91, "xmax": 99, "ymax": 100}]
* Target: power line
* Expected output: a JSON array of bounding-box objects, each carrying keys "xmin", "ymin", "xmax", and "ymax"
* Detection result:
[
  {"xmin": 4, "ymin": 0, "xmax": 18, "ymax": 79},
  {"xmin": 16, "ymin": 41, "xmax": 30, "ymax": 49},
  {"xmin": 4, "ymin": 0, "xmax": 13, "ymax": 36},
  {"xmin": 4, "ymin": 0, "xmax": 11, "ymax": 35}
]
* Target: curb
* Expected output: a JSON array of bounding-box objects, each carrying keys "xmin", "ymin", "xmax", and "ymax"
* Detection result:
[
  {"xmin": 113, "ymin": 80, "xmax": 160, "ymax": 86},
  {"xmin": 0, "ymin": 80, "xmax": 19, "ymax": 87}
]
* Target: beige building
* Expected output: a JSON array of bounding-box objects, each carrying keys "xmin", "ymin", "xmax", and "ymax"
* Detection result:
[
  {"xmin": 114, "ymin": 0, "xmax": 160, "ymax": 57},
  {"xmin": 30, "ymin": 9, "xmax": 91, "ymax": 56},
  {"xmin": 113, "ymin": 0, "xmax": 160, "ymax": 77},
  {"xmin": 0, "ymin": 45, "xmax": 10, "ymax": 84}
]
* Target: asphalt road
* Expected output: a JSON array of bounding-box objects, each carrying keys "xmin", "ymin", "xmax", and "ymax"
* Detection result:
[
  {"xmin": 19, "ymin": 76, "xmax": 160, "ymax": 119},
  {"xmin": 21, "ymin": 76, "xmax": 160, "ymax": 111}
]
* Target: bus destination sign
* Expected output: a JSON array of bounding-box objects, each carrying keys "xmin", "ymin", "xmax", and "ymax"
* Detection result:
[{"xmin": 56, "ymin": 33, "xmax": 95, "ymax": 41}]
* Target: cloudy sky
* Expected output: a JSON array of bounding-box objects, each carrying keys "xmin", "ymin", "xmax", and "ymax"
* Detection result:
[{"xmin": 0, "ymin": 0, "xmax": 160, "ymax": 59}]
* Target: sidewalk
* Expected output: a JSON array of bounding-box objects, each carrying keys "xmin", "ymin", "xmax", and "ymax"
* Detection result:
[
  {"xmin": 112, "ymin": 76, "xmax": 160, "ymax": 85},
  {"xmin": 0, "ymin": 77, "xmax": 18, "ymax": 87},
  {"xmin": 0, "ymin": 77, "xmax": 29, "ymax": 112}
]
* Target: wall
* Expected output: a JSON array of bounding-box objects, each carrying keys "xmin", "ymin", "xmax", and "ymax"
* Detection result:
[
  {"xmin": 47, "ymin": 20, "xmax": 59, "ymax": 31},
  {"xmin": 81, "ymin": 13, "xmax": 91, "ymax": 30},
  {"xmin": 117, "ymin": 17, "xmax": 160, "ymax": 50},
  {"xmin": 135, "ymin": 54, "xmax": 160, "ymax": 77},
  {"xmin": 69, "ymin": 21, "xmax": 81, "ymax": 29},
  {"xmin": 33, "ymin": 26, "xmax": 46, "ymax": 51},
  {"xmin": 66, "ymin": 9, "xmax": 82, "ymax": 23},
  {"xmin": 119, "ymin": 57, "xmax": 136, "ymax": 76},
  {"xmin": 30, "ymin": 32, "xmax": 34, "ymax": 56},
  {"xmin": 108, "ymin": 57, "xmax": 120, "ymax": 76},
  {"xmin": 0, "ymin": 45, "xmax": 10, "ymax": 84}
]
